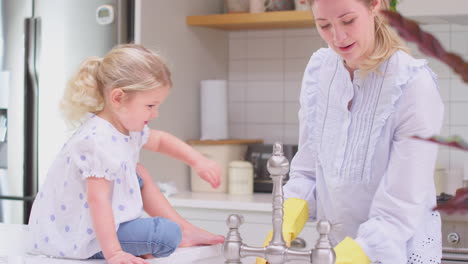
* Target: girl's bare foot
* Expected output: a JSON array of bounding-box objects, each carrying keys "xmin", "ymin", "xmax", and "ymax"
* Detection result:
[{"xmin": 179, "ymin": 225, "xmax": 225, "ymax": 247}]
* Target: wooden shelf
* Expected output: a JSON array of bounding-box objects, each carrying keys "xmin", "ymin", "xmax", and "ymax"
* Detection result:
[{"xmin": 186, "ymin": 10, "xmax": 314, "ymax": 30}]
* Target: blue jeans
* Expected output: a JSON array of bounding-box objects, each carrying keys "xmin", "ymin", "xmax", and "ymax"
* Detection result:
[
  {"xmin": 89, "ymin": 174, "xmax": 182, "ymax": 259},
  {"xmin": 89, "ymin": 217, "xmax": 182, "ymax": 259}
]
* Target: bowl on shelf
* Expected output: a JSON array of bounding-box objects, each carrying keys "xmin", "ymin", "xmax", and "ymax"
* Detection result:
[
  {"xmin": 225, "ymin": 0, "xmax": 250, "ymax": 13},
  {"xmin": 265, "ymin": 0, "xmax": 295, "ymax": 11}
]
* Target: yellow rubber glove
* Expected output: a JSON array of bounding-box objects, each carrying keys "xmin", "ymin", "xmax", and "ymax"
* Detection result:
[
  {"xmin": 334, "ymin": 237, "xmax": 371, "ymax": 264},
  {"xmin": 255, "ymin": 198, "xmax": 309, "ymax": 264}
]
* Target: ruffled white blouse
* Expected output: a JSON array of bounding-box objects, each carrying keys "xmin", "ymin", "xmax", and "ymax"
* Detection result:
[
  {"xmin": 28, "ymin": 114, "xmax": 150, "ymax": 259},
  {"xmin": 284, "ymin": 48, "xmax": 443, "ymax": 264}
]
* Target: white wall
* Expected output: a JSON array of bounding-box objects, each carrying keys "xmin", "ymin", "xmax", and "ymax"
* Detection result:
[
  {"xmin": 138, "ymin": 0, "xmax": 228, "ymax": 191},
  {"xmin": 138, "ymin": 2, "xmax": 468, "ymax": 195},
  {"xmin": 227, "ymin": 28, "xmax": 326, "ymax": 144},
  {"xmin": 399, "ymin": 0, "xmax": 468, "ymax": 20},
  {"xmin": 226, "ymin": 24, "xmax": 468, "ymax": 195}
]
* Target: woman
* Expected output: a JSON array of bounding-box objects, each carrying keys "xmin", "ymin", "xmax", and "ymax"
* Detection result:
[{"xmin": 258, "ymin": 0, "xmax": 443, "ymax": 263}]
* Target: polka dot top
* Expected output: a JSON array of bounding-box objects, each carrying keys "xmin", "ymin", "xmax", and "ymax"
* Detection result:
[{"xmin": 27, "ymin": 114, "xmax": 150, "ymax": 259}]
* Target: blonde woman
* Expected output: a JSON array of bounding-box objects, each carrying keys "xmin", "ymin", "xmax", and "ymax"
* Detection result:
[
  {"xmin": 258, "ymin": 0, "xmax": 443, "ymax": 263},
  {"xmin": 28, "ymin": 44, "xmax": 224, "ymax": 264}
]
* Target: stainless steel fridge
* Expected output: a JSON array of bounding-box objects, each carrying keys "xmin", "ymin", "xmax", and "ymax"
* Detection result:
[{"xmin": 0, "ymin": 0, "xmax": 134, "ymax": 224}]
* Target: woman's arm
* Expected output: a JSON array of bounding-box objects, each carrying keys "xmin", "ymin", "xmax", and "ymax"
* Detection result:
[
  {"xmin": 283, "ymin": 107, "xmax": 318, "ymax": 219},
  {"xmin": 355, "ymin": 67, "xmax": 444, "ymax": 262},
  {"xmin": 142, "ymin": 130, "xmax": 220, "ymax": 188},
  {"xmin": 87, "ymin": 177, "xmax": 148, "ymax": 264},
  {"xmin": 282, "ymin": 50, "xmax": 325, "ymax": 218}
]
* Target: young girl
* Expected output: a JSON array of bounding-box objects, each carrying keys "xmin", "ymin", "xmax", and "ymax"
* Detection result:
[{"xmin": 28, "ymin": 44, "xmax": 225, "ymax": 264}]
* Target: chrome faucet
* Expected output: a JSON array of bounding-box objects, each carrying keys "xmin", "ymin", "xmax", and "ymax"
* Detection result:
[{"xmin": 223, "ymin": 142, "xmax": 336, "ymax": 264}]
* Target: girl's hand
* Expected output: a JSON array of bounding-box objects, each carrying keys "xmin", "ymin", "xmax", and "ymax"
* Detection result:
[
  {"xmin": 107, "ymin": 251, "xmax": 149, "ymax": 264},
  {"xmin": 193, "ymin": 158, "xmax": 222, "ymax": 188}
]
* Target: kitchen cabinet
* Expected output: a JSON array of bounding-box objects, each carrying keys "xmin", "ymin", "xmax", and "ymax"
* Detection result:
[
  {"xmin": 186, "ymin": 10, "xmax": 314, "ymax": 30},
  {"xmin": 169, "ymin": 192, "xmax": 319, "ymax": 249}
]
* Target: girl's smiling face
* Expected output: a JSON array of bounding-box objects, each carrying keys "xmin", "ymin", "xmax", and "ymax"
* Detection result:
[
  {"xmin": 312, "ymin": 0, "xmax": 380, "ymax": 69},
  {"xmin": 116, "ymin": 86, "xmax": 170, "ymax": 133}
]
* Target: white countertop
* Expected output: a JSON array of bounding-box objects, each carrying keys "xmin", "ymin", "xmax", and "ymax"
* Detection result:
[
  {"xmin": 0, "ymin": 224, "xmax": 224, "ymax": 264},
  {"xmin": 168, "ymin": 192, "xmax": 273, "ymax": 212},
  {"xmin": 0, "ymin": 192, "xmax": 299, "ymax": 264},
  {"xmin": 168, "ymin": 192, "xmax": 468, "ymax": 223}
]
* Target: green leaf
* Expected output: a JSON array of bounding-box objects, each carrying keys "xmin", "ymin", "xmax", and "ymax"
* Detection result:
[{"xmin": 390, "ymin": 0, "xmax": 398, "ymax": 12}]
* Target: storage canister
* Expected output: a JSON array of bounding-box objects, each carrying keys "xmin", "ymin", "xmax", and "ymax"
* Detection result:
[
  {"xmin": 189, "ymin": 139, "xmax": 262, "ymax": 193},
  {"xmin": 228, "ymin": 160, "xmax": 254, "ymax": 195}
]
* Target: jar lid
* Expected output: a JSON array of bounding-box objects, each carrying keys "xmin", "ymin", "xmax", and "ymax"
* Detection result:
[{"xmin": 229, "ymin": 160, "xmax": 253, "ymax": 168}]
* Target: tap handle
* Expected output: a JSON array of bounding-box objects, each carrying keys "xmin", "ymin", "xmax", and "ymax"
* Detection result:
[
  {"xmin": 315, "ymin": 220, "xmax": 333, "ymax": 249},
  {"xmin": 226, "ymin": 214, "xmax": 244, "ymax": 229},
  {"xmin": 273, "ymin": 142, "xmax": 283, "ymax": 155},
  {"xmin": 317, "ymin": 220, "xmax": 331, "ymax": 235},
  {"xmin": 312, "ymin": 220, "xmax": 336, "ymax": 264},
  {"xmin": 224, "ymin": 214, "xmax": 244, "ymax": 264},
  {"xmin": 267, "ymin": 142, "xmax": 290, "ymax": 176}
]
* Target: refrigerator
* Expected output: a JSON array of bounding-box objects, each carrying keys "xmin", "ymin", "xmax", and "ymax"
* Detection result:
[{"xmin": 0, "ymin": 0, "xmax": 134, "ymax": 224}]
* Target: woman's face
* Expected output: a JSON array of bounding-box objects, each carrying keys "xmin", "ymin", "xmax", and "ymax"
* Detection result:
[{"xmin": 312, "ymin": 0, "xmax": 379, "ymax": 69}]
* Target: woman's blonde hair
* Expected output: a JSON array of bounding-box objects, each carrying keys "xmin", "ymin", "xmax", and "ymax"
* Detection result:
[
  {"xmin": 60, "ymin": 44, "xmax": 172, "ymax": 126},
  {"xmin": 308, "ymin": 0, "xmax": 408, "ymax": 74}
]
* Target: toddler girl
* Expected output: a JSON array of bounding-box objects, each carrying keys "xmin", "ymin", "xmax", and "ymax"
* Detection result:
[{"xmin": 28, "ymin": 44, "xmax": 225, "ymax": 264}]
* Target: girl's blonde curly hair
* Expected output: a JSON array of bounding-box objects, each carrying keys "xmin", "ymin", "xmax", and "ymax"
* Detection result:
[{"xmin": 60, "ymin": 44, "xmax": 172, "ymax": 127}]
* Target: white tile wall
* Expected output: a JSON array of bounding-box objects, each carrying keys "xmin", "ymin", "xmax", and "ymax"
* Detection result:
[
  {"xmin": 227, "ymin": 24, "xmax": 468, "ymax": 194},
  {"xmin": 228, "ymin": 27, "xmax": 325, "ymax": 144}
]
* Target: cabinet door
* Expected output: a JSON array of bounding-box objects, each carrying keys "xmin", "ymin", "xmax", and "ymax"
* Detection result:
[
  {"xmin": 175, "ymin": 207, "xmax": 272, "ymax": 245},
  {"xmin": 175, "ymin": 206, "xmax": 320, "ymax": 249},
  {"xmin": 188, "ymin": 218, "xmax": 272, "ymax": 246}
]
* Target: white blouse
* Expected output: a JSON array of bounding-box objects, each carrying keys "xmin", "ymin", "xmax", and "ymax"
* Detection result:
[
  {"xmin": 28, "ymin": 114, "xmax": 150, "ymax": 259},
  {"xmin": 284, "ymin": 48, "xmax": 443, "ymax": 264}
]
